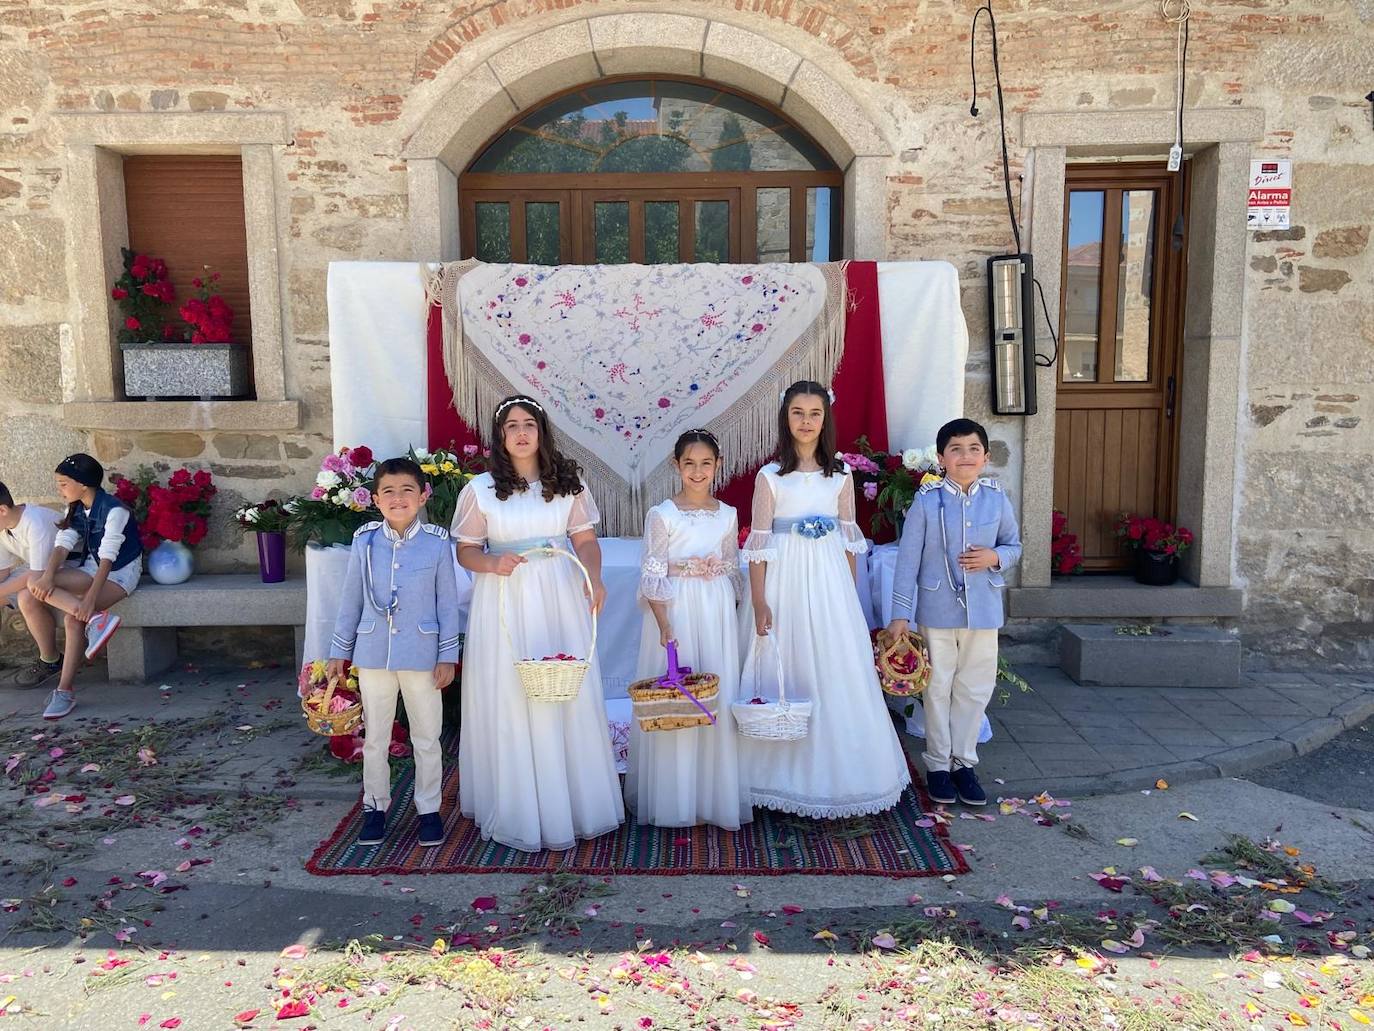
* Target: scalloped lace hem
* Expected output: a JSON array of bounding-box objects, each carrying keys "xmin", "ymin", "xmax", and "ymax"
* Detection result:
[
  {"xmin": 842, "ymin": 539, "xmax": 870, "ymax": 555},
  {"xmin": 748, "ymin": 779, "xmax": 911, "ymax": 820},
  {"xmin": 741, "ymin": 548, "xmax": 778, "ymax": 564}
]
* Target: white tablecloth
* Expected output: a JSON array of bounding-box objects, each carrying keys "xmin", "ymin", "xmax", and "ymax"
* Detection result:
[{"xmin": 304, "ymin": 536, "xmax": 875, "ymax": 699}]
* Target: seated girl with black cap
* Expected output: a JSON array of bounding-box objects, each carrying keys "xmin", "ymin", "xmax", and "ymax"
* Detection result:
[{"xmin": 27, "ymin": 453, "xmax": 143, "ymax": 720}]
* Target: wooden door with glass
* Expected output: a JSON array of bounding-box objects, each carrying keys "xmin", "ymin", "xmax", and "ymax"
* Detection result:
[{"xmin": 1055, "ymin": 162, "xmax": 1189, "ymax": 571}]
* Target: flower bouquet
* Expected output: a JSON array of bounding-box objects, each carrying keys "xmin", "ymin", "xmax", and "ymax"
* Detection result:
[
  {"xmin": 234, "ymin": 499, "xmax": 290, "ymax": 534},
  {"xmin": 842, "ymin": 437, "xmax": 942, "ymax": 536},
  {"xmin": 284, "ymin": 445, "xmax": 379, "ymax": 549},
  {"xmin": 111, "ymin": 466, "xmax": 216, "ymax": 551},
  {"xmin": 411, "ymin": 444, "xmax": 488, "ymax": 529}
]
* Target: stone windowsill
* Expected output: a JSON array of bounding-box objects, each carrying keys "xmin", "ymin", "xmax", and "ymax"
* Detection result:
[
  {"xmin": 62, "ymin": 400, "xmax": 301, "ymax": 432},
  {"xmin": 1008, "ymin": 575, "xmax": 1245, "ymax": 619}
]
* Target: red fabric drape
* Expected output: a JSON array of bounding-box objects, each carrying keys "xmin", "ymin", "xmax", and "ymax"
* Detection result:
[
  {"xmin": 425, "ymin": 260, "xmax": 888, "ymax": 532},
  {"xmin": 427, "ymin": 310, "xmax": 482, "ymax": 452}
]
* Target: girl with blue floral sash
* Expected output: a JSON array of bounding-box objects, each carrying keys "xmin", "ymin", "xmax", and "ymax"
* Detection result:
[{"xmin": 738, "ymin": 381, "xmax": 910, "ymax": 818}]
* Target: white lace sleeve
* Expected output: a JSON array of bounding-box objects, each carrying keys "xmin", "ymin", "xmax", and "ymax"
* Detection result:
[
  {"xmin": 722, "ymin": 508, "xmax": 744, "ymax": 603},
  {"xmin": 450, "ymin": 483, "xmax": 487, "ymax": 546},
  {"xmin": 837, "ymin": 471, "xmax": 870, "ymax": 555},
  {"xmin": 567, "ymin": 482, "xmax": 601, "ymax": 535},
  {"xmin": 638, "ymin": 508, "xmax": 674, "ymax": 602},
  {"xmin": 741, "ymin": 469, "xmax": 778, "ymax": 564}
]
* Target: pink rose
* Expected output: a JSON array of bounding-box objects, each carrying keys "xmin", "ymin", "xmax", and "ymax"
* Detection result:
[
  {"xmin": 462, "ymin": 444, "xmax": 479, "ymax": 456},
  {"xmin": 310, "ymin": 486, "xmax": 327, "ymax": 500},
  {"xmin": 863, "ymin": 481, "xmax": 878, "ymax": 501},
  {"xmin": 351, "ymin": 487, "xmax": 372, "ymax": 508},
  {"xmin": 321, "ymin": 453, "xmax": 344, "ymax": 473}
]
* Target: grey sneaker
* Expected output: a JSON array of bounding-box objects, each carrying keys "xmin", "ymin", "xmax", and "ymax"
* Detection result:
[
  {"xmin": 42, "ymin": 689, "xmax": 76, "ymax": 721},
  {"xmin": 13, "ymin": 659, "xmax": 61, "ymax": 689}
]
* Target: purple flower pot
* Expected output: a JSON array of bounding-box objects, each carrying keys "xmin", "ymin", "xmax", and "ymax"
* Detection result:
[{"xmin": 256, "ymin": 531, "xmax": 287, "ymax": 584}]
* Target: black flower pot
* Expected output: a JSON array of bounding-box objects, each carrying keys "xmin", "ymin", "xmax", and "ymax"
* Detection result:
[{"xmin": 1133, "ymin": 550, "xmax": 1180, "ymax": 586}]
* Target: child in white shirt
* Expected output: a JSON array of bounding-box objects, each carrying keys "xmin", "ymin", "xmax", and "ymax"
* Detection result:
[{"xmin": 0, "ymin": 480, "xmax": 62, "ymax": 688}]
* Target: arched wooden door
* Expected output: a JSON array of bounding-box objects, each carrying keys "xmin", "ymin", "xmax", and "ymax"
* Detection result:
[{"xmin": 459, "ymin": 76, "xmax": 843, "ymax": 265}]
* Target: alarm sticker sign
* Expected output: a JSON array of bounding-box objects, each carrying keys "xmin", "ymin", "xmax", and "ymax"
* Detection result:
[{"xmin": 1248, "ymin": 159, "xmax": 1292, "ymax": 230}]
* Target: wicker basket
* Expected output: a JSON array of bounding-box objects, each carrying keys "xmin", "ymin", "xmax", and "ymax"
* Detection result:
[
  {"xmin": 873, "ymin": 627, "xmax": 932, "ymax": 698},
  {"xmin": 731, "ymin": 632, "xmax": 811, "ymax": 741},
  {"xmin": 301, "ymin": 675, "xmax": 364, "ymax": 738},
  {"xmin": 629, "ymin": 671, "xmax": 721, "ymax": 732},
  {"xmin": 498, "ymin": 546, "xmax": 597, "ymax": 703}
]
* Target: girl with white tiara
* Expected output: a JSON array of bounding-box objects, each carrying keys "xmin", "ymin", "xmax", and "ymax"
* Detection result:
[
  {"xmin": 627, "ymin": 429, "xmax": 752, "ymax": 830},
  {"xmin": 739, "ymin": 380, "xmax": 911, "ymax": 818},
  {"xmin": 451, "ymin": 396, "xmax": 624, "ymax": 852}
]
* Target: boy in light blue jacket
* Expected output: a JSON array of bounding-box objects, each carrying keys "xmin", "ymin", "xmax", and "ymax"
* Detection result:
[
  {"xmin": 329, "ymin": 457, "xmax": 460, "ymax": 848},
  {"xmin": 886, "ymin": 419, "xmax": 1022, "ymax": 808}
]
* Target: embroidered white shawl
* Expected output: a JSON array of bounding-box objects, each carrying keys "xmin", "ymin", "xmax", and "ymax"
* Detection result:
[{"xmin": 430, "ymin": 260, "xmax": 848, "ymax": 534}]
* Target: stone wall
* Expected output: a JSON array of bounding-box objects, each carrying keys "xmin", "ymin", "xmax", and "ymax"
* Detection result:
[{"xmin": 0, "ymin": 1, "xmax": 1370, "ymax": 667}]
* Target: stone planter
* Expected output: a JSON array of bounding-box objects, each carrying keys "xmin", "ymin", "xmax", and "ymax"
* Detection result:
[{"xmin": 120, "ymin": 342, "xmax": 250, "ymax": 400}]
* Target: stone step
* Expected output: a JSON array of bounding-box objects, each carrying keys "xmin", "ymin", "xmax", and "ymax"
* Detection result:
[{"xmin": 1059, "ymin": 623, "xmax": 1242, "ymax": 688}]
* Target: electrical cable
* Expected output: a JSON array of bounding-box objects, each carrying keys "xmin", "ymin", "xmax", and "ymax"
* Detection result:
[
  {"xmin": 969, "ymin": 2, "xmax": 1058, "ymax": 366},
  {"xmin": 1162, "ymin": 0, "xmax": 1191, "ymax": 250}
]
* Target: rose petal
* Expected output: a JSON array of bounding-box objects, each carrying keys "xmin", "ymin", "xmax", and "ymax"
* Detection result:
[{"xmin": 278, "ymin": 944, "xmax": 309, "ymax": 960}]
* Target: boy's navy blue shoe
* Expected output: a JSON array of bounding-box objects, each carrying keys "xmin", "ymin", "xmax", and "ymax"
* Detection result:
[
  {"xmin": 357, "ymin": 805, "xmax": 387, "ymax": 846},
  {"xmin": 925, "ymin": 770, "xmax": 957, "ymax": 805},
  {"xmin": 951, "ymin": 767, "xmax": 987, "ymax": 806},
  {"xmin": 417, "ymin": 812, "xmax": 445, "ymax": 847}
]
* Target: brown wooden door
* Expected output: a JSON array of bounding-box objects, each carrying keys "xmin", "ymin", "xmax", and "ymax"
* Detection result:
[{"xmin": 1054, "ymin": 162, "xmax": 1189, "ymax": 571}]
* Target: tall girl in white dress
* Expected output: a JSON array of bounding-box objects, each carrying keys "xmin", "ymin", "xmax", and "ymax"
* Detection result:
[
  {"xmin": 739, "ymin": 380, "xmax": 911, "ymax": 818},
  {"xmin": 452, "ymin": 396, "xmax": 624, "ymax": 852},
  {"xmin": 627, "ymin": 430, "xmax": 752, "ymax": 830}
]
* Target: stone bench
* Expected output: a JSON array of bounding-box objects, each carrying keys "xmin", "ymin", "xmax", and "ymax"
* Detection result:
[{"xmin": 106, "ymin": 574, "xmax": 306, "ymax": 682}]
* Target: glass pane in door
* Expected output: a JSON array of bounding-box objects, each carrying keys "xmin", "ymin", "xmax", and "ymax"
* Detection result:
[
  {"xmin": 756, "ymin": 187, "xmax": 789, "ymax": 262},
  {"xmin": 694, "ymin": 200, "xmax": 729, "ymax": 263},
  {"xmin": 524, "ymin": 202, "xmax": 561, "ymax": 265},
  {"xmin": 474, "ymin": 201, "xmax": 511, "ymax": 262},
  {"xmin": 1062, "ymin": 190, "xmax": 1104, "ymax": 382},
  {"xmin": 594, "ymin": 201, "xmax": 630, "ymax": 264},
  {"xmin": 1114, "ymin": 190, "xmax": 1156, "ymax": 382},
  {"xmin": 644, "ymin": 201, "xmax": 679, "ymax": 263},
  {"xmin": 806, "ymin": 187, "xmax": 835, "ymax": 261}
]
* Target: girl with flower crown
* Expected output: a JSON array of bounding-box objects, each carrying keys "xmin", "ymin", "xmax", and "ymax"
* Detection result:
[
  {"xmin": 451, "ymin": 396, "xmax": 624, "ymax": 851},
  {"xmin": 626, "ymin": 429, "xmax": 751, "ymax": 830},
  {"xmin": 738, "ymin": 381, "xmax": 911, "ymax": 819}
]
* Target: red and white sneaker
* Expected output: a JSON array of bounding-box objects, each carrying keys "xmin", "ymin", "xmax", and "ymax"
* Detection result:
[{"xmin": 84, "ymin": 611, "xmax": 122, "ymax": 660}]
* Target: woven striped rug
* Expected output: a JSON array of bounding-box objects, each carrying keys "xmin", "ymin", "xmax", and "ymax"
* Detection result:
[{"xmin": 306, "ymin": 748, "xmax": 968, "ymax": 879}]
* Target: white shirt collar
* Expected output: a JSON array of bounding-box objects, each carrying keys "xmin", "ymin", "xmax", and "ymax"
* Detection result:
[
  {"xmin": 942, "ymin": 478, "xmax": 980, "ymax": 498},
  {"xmin": 380, "ymin": 518, "xmax": 422, "ymax": 542}
]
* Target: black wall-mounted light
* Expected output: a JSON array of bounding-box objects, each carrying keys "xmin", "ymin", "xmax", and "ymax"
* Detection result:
[
  {"xmin": 1366, "ymin": 91, "xmax": 1374, "ymax": 131},
  {"xmin": 987, "ymin": 253, "xmax": 1038, "ymax": 416}
]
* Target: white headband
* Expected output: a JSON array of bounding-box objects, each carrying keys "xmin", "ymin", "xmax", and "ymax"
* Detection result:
[
  {"xmin": 780, "ymin": 388, "xmax": 837, "ymax": 405},
  {"xmin": 496, "ymin": 396, "xmax": 544, "ymax": 418}
]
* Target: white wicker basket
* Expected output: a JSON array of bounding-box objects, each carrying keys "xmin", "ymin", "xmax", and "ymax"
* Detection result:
[
  {"xmin": 731, "ymin": 632, "xmax": 811, "ymax": 741},
  {"xmin": 498, "ymin": 547, "xmax": 597, "ymax": 703}
]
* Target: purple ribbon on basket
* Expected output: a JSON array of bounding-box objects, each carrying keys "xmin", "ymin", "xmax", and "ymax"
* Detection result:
[{"xmin": 659, "ymin": 640, "xmax": 717, "ymax": 725}]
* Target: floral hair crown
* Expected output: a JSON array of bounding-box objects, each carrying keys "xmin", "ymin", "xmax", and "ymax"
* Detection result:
[{"xmin": 495, "ymin": 396, "xmax": 544, "ymax": 418}]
